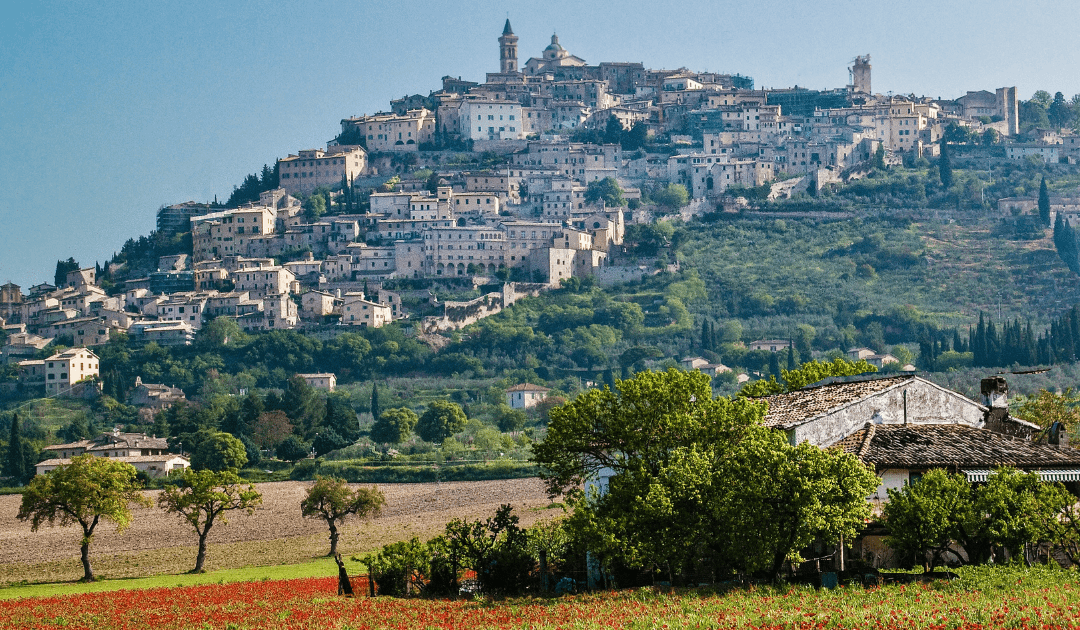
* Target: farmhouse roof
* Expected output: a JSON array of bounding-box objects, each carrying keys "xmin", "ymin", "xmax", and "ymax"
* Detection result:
[
  {"xmin": 507, "ymin": 383, "xmax": 550, "ymax": 392},
  {"xmin": 834, "ymin": 423, "xmax": 1080, "ymax": 469},
  {"xmin": 43, "ymin": 432, "xmax": 169, "ymax": 453},
  {"xmin": 761, "ymin": 375, "xmax": 917, "ymax": 430}
]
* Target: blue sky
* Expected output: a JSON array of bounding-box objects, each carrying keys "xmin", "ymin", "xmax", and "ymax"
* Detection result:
[{"xmin": 1, "ymin": 0, "xmax": 1077, "ymax": 288}]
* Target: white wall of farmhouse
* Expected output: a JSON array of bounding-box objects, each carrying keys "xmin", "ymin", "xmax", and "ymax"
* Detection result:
[{"xmin": 791, "ymin": 379, "xmax": 987, "ymax": 447}]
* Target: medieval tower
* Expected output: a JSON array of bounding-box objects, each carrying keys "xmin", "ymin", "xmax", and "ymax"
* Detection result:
[
  {"xmin": 499, "ymin": 19, "xmax": 518, "ymax": 74},
  {"xmin": 850, "ymin": 55, "xmax": 871, "ymax": 94}
]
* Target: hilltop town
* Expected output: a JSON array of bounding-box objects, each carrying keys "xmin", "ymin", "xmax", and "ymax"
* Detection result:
[{"xmin": 1, "ymin": 21, "xmax": 1079, "ymax": 405}]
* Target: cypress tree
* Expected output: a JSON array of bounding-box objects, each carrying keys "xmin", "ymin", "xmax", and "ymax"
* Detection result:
[
  {"xmin": 603, "ymin": 368, "xmax": 615, "ymax": 391},
  {"xmin": 1039, "ymin": 177, "xmax": 1051, "ymax": 226},
  {"xmin": 768, "ymin": 352, "xmax": 782, "ymax": 381},
  {"xmin": 1054, "ymin": 213, "xmax": 1080, "ymax": 275},
  {"xmin": 3, "ymin": 413, "xmax": 27, "ymax": 485},
  {"xmin": 974, "ymin": 313, "xmax": 986, "ymax": 366},
  {"xmin": 939, "ymin": 142, "xmax": 953, "ymax": 188},
  {"xmin": 786, "ymin": 345, "xmax": 797, "ymax": 371},
  {"xmin": 370, "ymin": 382, "xmax": 381, "ymax": 423},
  {"xmin": 700, "ymin": 319, "xmax": 710, "ymax": 352}
]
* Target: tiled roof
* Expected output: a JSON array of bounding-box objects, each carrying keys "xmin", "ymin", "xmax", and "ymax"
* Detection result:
[
  {"xmin": 507, "ymin": 383, "xmax": 550, "ymax": 392},
  {"xmin": 834, "ymin": 423, "xmax": 1080, "ymax": 469},
  {"xmin": 43, "ymin": 433, "xmax": 169, "ymax": 452},
  {"xmin": 761, "ymin": 375, "xmax": 915, "ymax": 430}
]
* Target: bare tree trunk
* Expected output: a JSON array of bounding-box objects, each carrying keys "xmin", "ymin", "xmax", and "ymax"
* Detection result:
[{"xmin": 328, "ymin": 520, "xmax": 339, "ymax": 557}]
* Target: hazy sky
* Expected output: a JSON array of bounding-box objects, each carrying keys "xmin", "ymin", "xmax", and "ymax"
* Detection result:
[{"xmin": 2, "ymin": 0, "xmax": 1077, "ymax": 288}]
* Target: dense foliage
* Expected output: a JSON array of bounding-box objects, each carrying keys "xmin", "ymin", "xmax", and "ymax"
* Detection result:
[{"xmin": 535, "ymin": 369, "xmax": 879, "ymax": 581}]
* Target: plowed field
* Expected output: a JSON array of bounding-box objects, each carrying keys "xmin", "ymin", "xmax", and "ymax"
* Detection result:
[{"xmin": 0, "ymin": 478, "xmax": 555, "ymax": 583}]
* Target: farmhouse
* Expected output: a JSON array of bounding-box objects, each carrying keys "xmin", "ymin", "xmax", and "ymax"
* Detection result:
[
  {"xmin": 38, "ymin": 431, "xmax": 189, "ymax": 478},
  {"xmin": 506, "ymin": 383, "xmax": 551, "ymax": 409},
  {"xmin": 760, "ymin": 374, "xmax": 1080, "ymax": 500}
]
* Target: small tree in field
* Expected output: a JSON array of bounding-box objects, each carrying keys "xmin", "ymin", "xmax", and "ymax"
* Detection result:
[
  {"xmin": 300, "ymin": 476, "xmax": 386, "ymax": 556},
  {"xmin": 18, "ymin": 454, "xmax": 150, "ymax": 581},
  {"xmin": 159, "ymin": 469, "xmax": 262, "ymax": 573}
]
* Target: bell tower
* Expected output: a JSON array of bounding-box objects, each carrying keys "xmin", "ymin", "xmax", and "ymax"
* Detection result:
[{"xmin": 499, "ymin": 19, "xmax": 518, "ymax": 74}]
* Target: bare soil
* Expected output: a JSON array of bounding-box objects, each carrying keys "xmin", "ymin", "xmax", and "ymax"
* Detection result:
[{"xmin": 0, "ymin": 478, "xmax": 556, "ymax": 584}]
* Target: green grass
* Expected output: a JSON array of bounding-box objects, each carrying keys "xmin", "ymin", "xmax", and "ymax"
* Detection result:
[{"xmin": 0, "ymin": 555, "xmax": 368, "ymax": 601}]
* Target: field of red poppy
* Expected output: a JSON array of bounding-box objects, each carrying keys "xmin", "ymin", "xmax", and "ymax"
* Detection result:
[{"xmin": 3, "ymin": 565, "xmax": 1080, "ymax": 630}]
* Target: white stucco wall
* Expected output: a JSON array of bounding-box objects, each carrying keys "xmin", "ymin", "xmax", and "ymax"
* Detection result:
[{"xmin": 792, "ymin": 378, "xmax": 987, "ymax": 447}]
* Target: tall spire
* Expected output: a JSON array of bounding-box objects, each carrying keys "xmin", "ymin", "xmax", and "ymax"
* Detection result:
[{"xmin": 499, "ymin": 19, "xmax": 518, "ymax": 74}]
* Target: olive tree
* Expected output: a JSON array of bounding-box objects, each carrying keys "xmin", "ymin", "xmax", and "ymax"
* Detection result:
[
  {"xmin": 158, "ymin": 469, "xmax": 262, "ymax": 573},
  {"xmin": 300, "ymin": 476, "xmax": 385, "ymax": 556},
  {"xmin": 18, "ymin": 454, "xmax": 151, "ymax": 581}
]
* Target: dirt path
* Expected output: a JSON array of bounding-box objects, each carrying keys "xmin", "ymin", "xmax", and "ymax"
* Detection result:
[{"xmin": 0, "ymin": 478, "xmax": 557, "ymax": 583}]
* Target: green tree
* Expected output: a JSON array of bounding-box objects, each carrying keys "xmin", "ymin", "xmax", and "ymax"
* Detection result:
[
  {"xmin": 603, "ymin": 114, "xmax": 624, "ymax": 145},
  {"xmin": 495, "ymin": 404, "xmax": 527, "ymax": 432},
  {"xmin": 883, "ymin": 469, "xmax": 971, "ymax": 572},
  {"xmin": 302, "ymin": 192, "xmax": 326, "ymax": 222},
  {"xmin": 738, "ymin": 357, "xmax": 878, "ymax": 398},
  {"xmin": 18, "ymin": 455, "xmax": 150, "ymax": 581},
  {"xmin": 300, "ymin": 476, "xmax": 385, "ymax": 556},
  {"xmin": 1049, "ymin": 91, "xmax": 1074, "ymax": 130},
  {"xmin": 539, "ymin": 369, "xmax": 876, "ymax": 581},
  {"xmin": 190, "ymin": 431, "xmax": 248, "ymax": 472},
  {"xmin": 939, "ymin": 142, "xmax": 953, "ymax": 189},
  {"xmin": 417, "ymin": 401, "xmax": 468, "ymax": 444},
  {"xmin": 1012, "ymin": 388, "xmax": 1080, "ymax": 429},
  {"xmin": 717, "ymin": 429, "xmax": 878, "ymax": 578},
  {"xmin": 54, "ymin": 257, "xmax": 79, "ymax": 288},
  {"xmin": 1039, "ymin": 176, "xmax": 1051, "ymax": 226},
  {"xmin": 370, "ymin": 407, "xmax": 418, "ymax": 445},
  {"xmin": 584, "ymin": 177, "xmax": 626, "ymax": 208},
  {"xmin": 622, "ymin": 121, "xmax": 649, "ymax": 151},
  {"xmin": 283, "ymin": 375, "xmax": 324, "ymax": 438},
  {"xmin": 276, "ymin": 435, "xmax": 311, "ymax": 462},
  {"xmin": 3, "ymin": 412, "xmax": 31, "ymax": 485},
  {"xmin": 324, "ymin": 391, "xmax": 359, "ymax": 442},
  {"xmin": 652, "ymin": 183, "xmax": 689, "ymax": 209},
  {"xmin": 313, "ymin": 428, "xmax": 349, "ymax": 456},
  {"xmin": 872, "ymin": 143, "xmax": 886, "ymax": 170},
  {"xmin": 158, "ymin": 469, "xmax": 262, "ymax": 573}
]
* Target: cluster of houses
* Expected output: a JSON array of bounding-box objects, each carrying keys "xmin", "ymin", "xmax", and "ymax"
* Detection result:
[{"xmin": 6, "ymin": 22, "xmax": 1065, "ymax": 378}]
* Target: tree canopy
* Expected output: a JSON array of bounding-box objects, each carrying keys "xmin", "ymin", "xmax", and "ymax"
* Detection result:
[
  {"xmin": 190, "ymin": 431, "xmax": 248, "ymax": 472},
  {"xmin": 18, "ymin": 455, "xmax": 150, "ymax": 581},
  {"xmin": 300, "ymin": 476, "xmax": 385, "ymax": 556},
  {"xmin": 371, "ymin": 407, "xmax": 419, "ymax": 445},
  {"xmin": 738, "ymin": 357, "xmax": 878, "ymax": 398},
  {"xmin": 158, "ymin": 469, "xmax": 262, "ymax": 573},
  {"xmin": 651, "ymin": 183, "xmax": 689, "ymax": 209},
  {"xmin": 584, "ymin": 177, "xmax": 627, "ymax": 208},
  {"xmin": 536, "ymin": 369, "xmax": 878, "ymax": 580},
  {"xmin": 416, "ymin": 401, "xmax": 467, "ymax": 444}
]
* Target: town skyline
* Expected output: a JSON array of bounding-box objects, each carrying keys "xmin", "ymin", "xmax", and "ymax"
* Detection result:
[{"xmin": 3, "ymin": 0, "xmax": 1079, "ymax": 287}]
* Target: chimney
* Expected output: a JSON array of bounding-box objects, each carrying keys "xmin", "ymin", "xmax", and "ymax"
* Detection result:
[
  {"xmin": 981, "ymin": 376, "xmax": 1010, "ymax": 428},
  {"xmin": 980, "ymin": 376, "xmax": 1008, "ymax": 409},
  {"xmin": 1049, "ymin": 422, "xmax": 1069, "ymax": 448}
]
